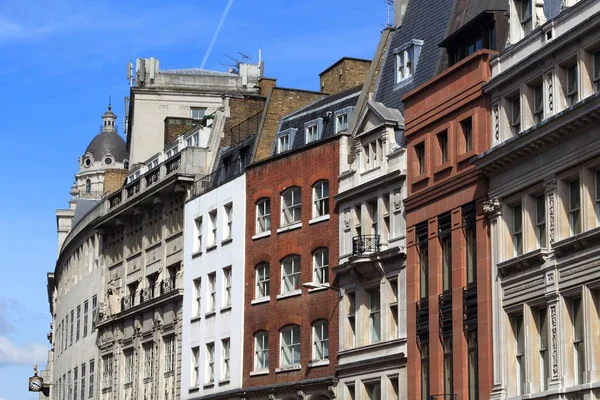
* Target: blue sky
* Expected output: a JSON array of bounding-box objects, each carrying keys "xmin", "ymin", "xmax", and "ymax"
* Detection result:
[{"xmin": 0, "ymin": 0, "xmax": 387, "ymax": 398}]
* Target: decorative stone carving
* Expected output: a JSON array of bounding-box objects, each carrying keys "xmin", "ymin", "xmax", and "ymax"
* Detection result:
[
  {"xmin": 483, "ymin": 197, "xmax": 502, "ymax": 217},
  {"xmin": 534, "ymin": 0, "xmax": 546, "ymax": 27},
  {"xmin": 548, "ymin": 192, "xmax": 555, "ymax": 244},
  {"xmin": 546, "ymin": 72, "xmax": 554, "ymax": 112},
  {"xmin": 343, "ymin": 210, "xmax": 351, "ymax": 229},
  {"xmin": 493, "ymin": 104, "xmax": 500, "ymax": 141},
  {"xmin": 504, "ymin": 278, "xmax": 545, "ymax": 295},
  {"xmin": 560, "ymin": 260, "xmax": 600, "ymax": 278},
  {"xmin": 550, "ymin": 304, "xmax": 558, "ymax": 380},
  {"xmin": 297, "ymin": 390, "xmax": 307, "ymax": 399},
  {"xmin": 560, "ymin": 0, "xmax": 567, "ymax": 10},
  {"xmin": 544, "ymin": 176, "xmax": 557, "ymax": 191},
  {"xmin": 393, "ymin": 192, "xmax": 402, "ymax": 211}
]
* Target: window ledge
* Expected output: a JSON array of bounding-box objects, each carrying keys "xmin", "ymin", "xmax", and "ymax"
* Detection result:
[
  {"xmin": 205, "ymin": 311, "xmax": 216, "ymax": 318},
  {"xmin": 221, "ymin": 238, "xmax": 233, "ymax": 246},
  {"xmin": 412, "ymin": 172, "xmax": 429, "ymax": 185},
  {"xmin": 218, "ymin": 378, "xmax": 230, "ymax": 385},
  {"xmin": 251, "ymin": 297, "xmax": 270, "ymax": 305},
  {"xmin": 309, "ymin": 215, "xmax": 330, "ymax": 225},
  {"xmin": 190, "ymin": 315, "xmax": 202, "ymax": 323},
  {"xmin": 252, "ymin": 231, "xmax": 271, "ymax": 240},
  {"xmin": 220, "ymin": 305, "xmax": 232, "ymax": 313},
  {"xmin": 553, "ymin": 225, "xmax": 600, "ymax": 257},
  {"xmin": 249, "ymin": 369, "xmax": 269, "ymax": 377},
  {"xmin": 191, "ymin": 250, "xmax": 202, "ymax": 259},
  {"xmin": 188, "ymin": 385, "xmax": 200, "ymax": 393},
  {"xmin": 308, "ymin": 359, "xmax": 330, "ymax": 368},
  {"xmin": 456, "ymin": 149, "xmax": 478, "ymax": 165},
  {"xmin": 277, "ymin": 222, "xmax": 302, "ymax": 234},
  {"xmin": 206, "ymin": 244, "xmax": 217, "ymax": 252},
  {"xmin": 498, "ymin": 248, "xmax": 549, "ymax": 277},
  {"xmin": 360, "ymin": 165, "xmax": 382, "ymax": 176},
  {"xmin": 276, "ymin": 289, "xmax": 302, "ymax": 300},
  {"xmin": 308, "ymin": 284, "xmax": 330, "ymax": 293},
  {"xmin": 203, "ymin": 382, "xmax": 215, "ymax": 389},
  {"xmin": 276, "ymin": 364, "xmax": 302, "ymax": 373},
  {"xmin": 433, "ymin": 161, "xmax": 453, "ymax": 175}
]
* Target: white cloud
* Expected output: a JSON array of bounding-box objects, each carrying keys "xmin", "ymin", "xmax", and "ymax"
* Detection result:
[{"xmin": 0, "ymin": 336, "xmax": 47, "ymax": 367}]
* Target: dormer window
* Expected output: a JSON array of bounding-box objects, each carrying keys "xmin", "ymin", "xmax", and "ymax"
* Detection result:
[
  {"xmin": 395, "ymin": 40, "xmax": 423, "ymax": 84},
  {"xmin": 304, "ymin": 118, "xmax": 324, "ymax": 144},
  {"xmin": 335, "ymin": 107, "xmax": 354, "ymax": 134},
  {"xmin": 274, "ymin": 128, "xmax": 297, "ymax": 155},
  {"xmin": 278, "ymin": 134, "xmax": 291, "ymax": 153}
]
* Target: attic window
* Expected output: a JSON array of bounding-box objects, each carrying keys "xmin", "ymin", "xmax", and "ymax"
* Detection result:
[
  {"xmin": 335, "ymin": 106, "xmax": 354, "ymax": 134},
  {"xmin": 305, "ymin": 118, "xmax": 324, "ymax": 144},
  {"xmin": 105, "ymin": 157, "xmax": 113, "ymax": 165},
  {"xmin": 274, "ymin": 128, "xmax": 298, "ymax": 155},
  {"xmin": 394, "ymin": 40, "xmax": 423, "ymax": 84}
]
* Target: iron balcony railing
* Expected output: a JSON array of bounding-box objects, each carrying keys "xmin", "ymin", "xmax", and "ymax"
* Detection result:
[
  {"xmin": 120, "ymin": 276, "xmax": 178, "ymax": 312},
  {"xmin": 352, "ymin": 235, "xmax": 381, "ymax": 256},
  {"xmin": 416, "ymin": 297, "xmax": 429, "ymax": 344}
]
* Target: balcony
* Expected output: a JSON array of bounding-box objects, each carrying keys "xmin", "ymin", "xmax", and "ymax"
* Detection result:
[
  {"xmin": 416, "ymin": 298, "xmax": 429, "ymax": 344},
  {"xmin": 120, "ymin": 276, "xmax": 178, "ymax": 312},
  {"xmin": 352, "ymin": 235, "xmax": 381, "ymax": 256},
  {"xmin": 462, "ymin": 283, "xmax": 477, "ymax": 332}
]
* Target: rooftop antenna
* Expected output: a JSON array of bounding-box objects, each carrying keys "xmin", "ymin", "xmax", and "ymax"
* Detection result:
[
  {"xmin": 223, "ymin": 53, "xmax": 241, "ymax": 64},
  {"xmin": 108, "ymin": 95, "xmax": 112, "ymax": 111},
  {"xmin": 238, "ymin": 52, "xmax": 251, "ymax": 61},
  {"xmin": 384, "ymin": 0, "xmax": 393, "ymax": 26}
]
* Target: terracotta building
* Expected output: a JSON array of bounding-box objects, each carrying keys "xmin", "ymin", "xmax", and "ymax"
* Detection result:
[
  {"xmin": 402, "ymin": 4, "xmax": 508, "ymax": 398},
  {"xmin": 242, "ymin": 59, "xmax": 368, "ymax": 399}
]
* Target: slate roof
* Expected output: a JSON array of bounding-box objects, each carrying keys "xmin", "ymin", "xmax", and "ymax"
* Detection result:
[
  {"xmin": 84, "ymin": 131, "xmax": 129, "ymax": 162},
  {"xmin": 273, "ymin": 86, "xmax": 362, "ymax": 155},
  {"xmin": 374, "ymin": 0, "xmax": 456, "ymax": 113},
  {"xmin": 72, "ymin": 198, "xmax": 101, "ymax": 227}
]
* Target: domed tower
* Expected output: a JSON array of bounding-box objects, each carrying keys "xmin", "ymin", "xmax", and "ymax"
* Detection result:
[{"xmin": 75, "ymin": 100, "xmax": 129, "ymax": 199}]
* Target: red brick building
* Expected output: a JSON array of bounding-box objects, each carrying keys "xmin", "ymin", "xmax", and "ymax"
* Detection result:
[
  {"xmin": 402, "ymin": 49, "xmax": 496, "ymax": 400},
  {"xmin": 242, "ymin": 71, "xmax": 364, "ymax": 398}
]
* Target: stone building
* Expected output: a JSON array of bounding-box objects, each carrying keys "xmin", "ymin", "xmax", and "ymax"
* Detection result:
[
  {"xmin": 44, "ymin": 105, "xmax": 130, "ymax": 400},
  {"xmin": 401, "ymin": 2, "xmax": 509, "ymax": 400},
  {"xmin": 474, "ymin": 1, "xmax": 600, "ymax": 399}
]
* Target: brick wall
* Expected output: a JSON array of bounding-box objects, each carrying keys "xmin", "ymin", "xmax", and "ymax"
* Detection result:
[
  {"xmin": 243, "ymin": 138, "xmax": 340, "ymax": 390},
  {"xmin": 253, "ymin": 88, "xmax": 327, "ymax": 162},
  {"xmin": 221, "ymin": 96, "xmax": 266, "ymax": 147},
  {"xmin": 259, "ymin": 77, "xmax": 277, "ymax": 96},
  {"xmin": 319, "ymin": 58, "xmax": 371, "ymax": 95},
  {"xmin": 104, "ymin": 169, "xmax": 128, "ymax": 194},
  {"xmin": 163, "ymin": 117, "xmax": 197, "ymax": 147}
]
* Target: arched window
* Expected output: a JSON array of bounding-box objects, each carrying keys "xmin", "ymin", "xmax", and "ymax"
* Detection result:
[
  {"xmin": 280, "ymin": 325, "xmax": 300, "ymax": 367},
  {"xmin": 85, "ymin": 179, "xmax": 91, "ymax": 193},
  {"xmin": 255, "ymin": 263, "xmax": 270, "ymax": 299},
  {"xmin": 281, "ymin": 187, "xmax": 301, "ymax": 226},
  {"xmin": 313, "ymin": 248, "xmax": 329, "ymax": 285},
  {"xmin": 312, "ymin": 180, "xmax": 329, "ymax": 218},
  {"xmin": 281, "ymin": 255, "xmax": 301, "ymax": 294},
  {"xmin": 312, "ymin": 320, "xmax": 329, "ymax": 361},
  {"xmin": 256, "ymin": 198, "xmax": 271, "ymax": 234},
  {"xmin": 254, "ymin": 331, "xmax": 269, "ymax": 371}
]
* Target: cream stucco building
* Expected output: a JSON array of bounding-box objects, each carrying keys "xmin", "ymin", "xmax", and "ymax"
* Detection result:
[{"xmin": 476, "ymin": 1, "xmax": 600, "ymax": 399}]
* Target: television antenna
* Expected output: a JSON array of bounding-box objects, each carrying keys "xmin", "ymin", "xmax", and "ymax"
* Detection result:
[
  {"xmin": 238, "ymin": 52, "xmax": 251, "ymax": 61},
  {"xmin": 384, "ymin": 0, "xmax": 393, "ymax": 26},
  {"xmin": 223, "ymin": 53, "xmax": 241, "ymax": 64}
]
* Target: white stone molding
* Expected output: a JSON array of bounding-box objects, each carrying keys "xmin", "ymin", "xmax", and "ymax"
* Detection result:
[
  {"xmin": 544, "ymin": 176, "xmax": 557, "ymax": 245},
  {"xmin": 535, "ymin": 0, "xmax": 547, "ymax": 27}
]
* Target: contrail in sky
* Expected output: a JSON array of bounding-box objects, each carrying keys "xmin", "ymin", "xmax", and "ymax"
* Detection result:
[{"xmin": 201, "ymin": 0, "xmax": 234, "ymax": 69}]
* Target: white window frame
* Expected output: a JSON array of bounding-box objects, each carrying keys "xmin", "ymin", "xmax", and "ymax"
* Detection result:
[
  {"xmin": 313, "ymin": 248, "xmax": 329, "ymax": 285},
  {"xmin": 193, "ymin": 278, "xmax": 201, "ymax": 317},
  {"xmin": 313, "ymin": 180, "xmax": 330, "ymax": 218},
  {"xmin": 143, "ymin": 342, "xmax": 154, "ymax": 380},
  {"xmin": 190, "ymin": 107, "xmax": 206, "ymax": 120},
  {"xmin": 192, "ymin": 347, "xmax": 200, "ymax": 387},
  {"xmin": 221, "ymin": 338, "xmax": 230, "ymax": 379},
  {"xmin": 281, "ymin": 187, "xmax": 301, "ymax": 226},
  {"xmin": 281, "ymin": 255, "xmax": 301, "ymax": 294},
  {"xmin": 254, "ymin": 331, "xmax": 269, "ymax": 371},
  {"xmin": 396, "ymin": 47, "xmax": 414, "ymax": 82},
  {"xmin": 194, "ymin": 217, "xmax": 202, "ymax": 253},
  {"xmin": 278, "ymin": 134, "xmax": 291, "ymax": 153},
  {"xmin": 312, "ymin": 320, "xmax": 329, "ymax": 361},
  {"xmin": 256, "ymin": 198, "xmax": 271, "ymax": 233},
  {"xmin": 102, "ymin": 355, "xmax": 113, "ymax": 390},
  {"xmin": 224, "ymin": 203, "xmax": 233, "ymax": 240},
  {"xmin": 208, "ymin": 210, "xmax": 217, "ymax": 246},
  {"xmin": 223, "ymin": 267, "xmax": 232, "ymax": 307},
  {"xmin": 336, "ymin": 113, "xmax": 349, "ymax": 133},
  {"xmin": 206, "ymin": 342, "xmax": 215, "ymax": 384},
  {"xmin": 124, "ymin": 349, "xmax": 133, "ymax": 385},
  {"xmin": 208, "ymin": 273, "xmax": 216, "ymax": 312},
  {"xmin": 569, "ymin": 178, "xmax": 581, "ymax": 235},
  {"xmin": 164, "ymin": 335, "xmax": 176, "ymax": 374},
  {"xmin": 256, "ymin": 263, "xmax": 270, "ymax": 299},
  {"xmin": 306, "ymin": 123, "xmax": 319, "ymax": 144},
  {"xmin": 369, "ymin": 289, "xmax": 381, "ymax": 343},
  {"xmin": 280, "ymin": 325, "xmax": 301, "ymax": 367}
]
